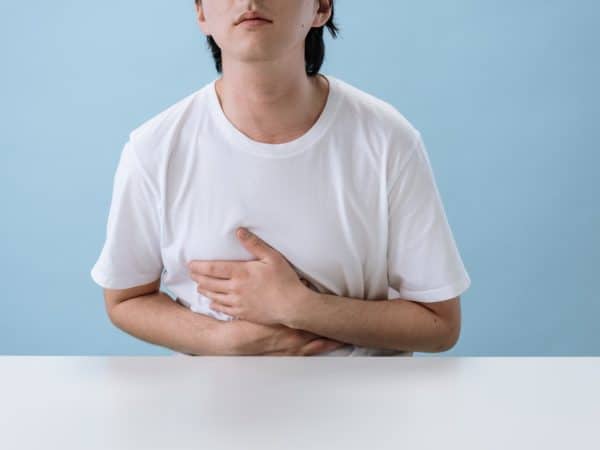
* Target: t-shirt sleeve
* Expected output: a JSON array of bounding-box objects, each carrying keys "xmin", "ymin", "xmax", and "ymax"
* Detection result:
[
  {"xmin": 387, "ymin": 130, "xmax": 471, "ymax": 302},
  {"xmin": 90, "ymin": 139, "xmax": 164, "ymax": 289}
]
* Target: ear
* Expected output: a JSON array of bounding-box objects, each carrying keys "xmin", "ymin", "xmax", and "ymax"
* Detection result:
[
  {"xmin": 195, "ymin": 0, "xmax": 210, "ymax": 36},
  {"xmin": 312, "ymin": 0, "xmax": 332, "ymax": 28}
]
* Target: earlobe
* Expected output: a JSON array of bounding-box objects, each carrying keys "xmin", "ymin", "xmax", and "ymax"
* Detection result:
[
  {"xmin": 195, "ymin": 2, "xmax": 205, "ymax": 22},
  {"xmin": 195, "ymin": 8, "xmax": 209, "ymax": 35}
]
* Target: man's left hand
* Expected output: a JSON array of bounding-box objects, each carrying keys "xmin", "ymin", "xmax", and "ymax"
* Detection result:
[{"xmin": 186, "ymin": 227, "xmax": 311, "ymax": 325}]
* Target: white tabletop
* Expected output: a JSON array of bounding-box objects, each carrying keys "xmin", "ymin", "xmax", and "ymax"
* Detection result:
[{"xmin": 1, "ymin": 356, "xmax": 598, "ymax": 450}]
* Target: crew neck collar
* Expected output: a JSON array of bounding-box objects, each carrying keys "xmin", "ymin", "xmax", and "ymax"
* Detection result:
[{"xmin": 207, "ymin": 73, "xmax": 342, "ymax": 158}]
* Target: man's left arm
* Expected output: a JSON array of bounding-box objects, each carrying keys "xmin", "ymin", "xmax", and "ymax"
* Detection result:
[
  {"xmin": 281, "ymin": 290, "xmax": 461, "ymax": 353},
  {"xmin": 189, "ymin": 228, "xmax": 462, "ymax": 354}
]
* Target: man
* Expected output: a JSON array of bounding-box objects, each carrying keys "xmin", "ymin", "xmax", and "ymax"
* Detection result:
[{"xmin": 91, "ymin": 0, "xmax": 471, "ymax": 357}]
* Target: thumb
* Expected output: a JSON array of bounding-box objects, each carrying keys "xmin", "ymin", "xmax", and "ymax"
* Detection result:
[{"xmin": 236, "ymin": 227, "xmax": 274, "ymax": 260}]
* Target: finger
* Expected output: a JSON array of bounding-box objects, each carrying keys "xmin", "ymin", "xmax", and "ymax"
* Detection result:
[
  {"xmin": 255, "ymin": 346, "xmax": 291, "ymax": 356},
  {"xmin": 210, "ymin": 300, "xmax": 242, "ymax": 314},
  {"xmin": 197, "ymin": 288, "xmax": 235, "ymax": 307},
  {"xmin": 299, "ymin": 339, "xmax": 330, "ymax": 356},
  {"xmin": 187, "ymin": 260, "xmax": 235, "ymax": 279},
  {"xmin": 261, "ymin": 339, "xmax": 316, "ymax": 356},
  {"xmin": 194, "ymin": 274, "xmax": 234, "ymax": 294},
  {"xmin": 297, "ymin": 330, "xmax": 319, "ymax": 340},
  {"xmin": 302, "ymin": 339, "xmax": 343, "ymax": 356},
  {"xmin": 236, "ymin": 228, "xmax": 277, "ymax": 261}
]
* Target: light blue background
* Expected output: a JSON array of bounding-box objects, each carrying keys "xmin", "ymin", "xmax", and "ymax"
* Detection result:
[{"xmin": 1, "ymin": 1, "xmax": 598, "ymax": 356}]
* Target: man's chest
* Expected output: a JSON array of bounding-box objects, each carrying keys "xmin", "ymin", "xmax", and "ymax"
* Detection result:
[{"xmin": 158, "ymin": 152, "xmax": 387, "ymax": 295}]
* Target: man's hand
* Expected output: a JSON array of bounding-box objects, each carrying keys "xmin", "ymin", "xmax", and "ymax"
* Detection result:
[
  {"xmin": 187, "ymin": 227, "xmax": 311, "ymax": 325},
  {"xmin": 211, "ymin": 275, "xmax": 346, "ymax": 356},
  {"xmin": 222, "ymin": 319, "xmax": 346, "ymax": 356}
]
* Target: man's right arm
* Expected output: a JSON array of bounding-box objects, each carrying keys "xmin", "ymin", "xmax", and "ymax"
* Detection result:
[{"xmin": 104, "ymin": 279, "xmax": 235, "ymax": 355}]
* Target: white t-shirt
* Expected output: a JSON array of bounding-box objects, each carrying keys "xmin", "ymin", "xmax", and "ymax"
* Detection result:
[{"xmin": 91, "ymin": 73, "xmax": 471, "ymax": 357}]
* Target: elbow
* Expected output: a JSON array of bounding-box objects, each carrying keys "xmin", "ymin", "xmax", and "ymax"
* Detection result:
[
  {"xmin": 427, "ymin": 316, "xmax": 461, "ymax": 353},
  {"xmin": 431, "ymin": 337, "xmax": 457, "ymax": 354},
  {"xmin": 438, "ymin": 323, "xmax": 461, "ymax": 352},
  {"xmin": 440, "ymin": 335, "xmax": 458, "ymax": 353},
  {"xmin": 416, "ymin": 297, "xmax": 462, "ymax": 353}
]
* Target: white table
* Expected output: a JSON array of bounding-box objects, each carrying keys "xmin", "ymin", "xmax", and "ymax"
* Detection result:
[{"xmin": 1, "ymin": 356, "xmax": 598, "ymax": 449}]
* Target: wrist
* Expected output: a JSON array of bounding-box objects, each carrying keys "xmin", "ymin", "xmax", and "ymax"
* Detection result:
[
  {"xmin": 200, "ymin": 318, "xmax": 238, "ymax": 356},
  {"xmin": 283, "ymin": 286, "xmax": 320, "ymax": 330}
]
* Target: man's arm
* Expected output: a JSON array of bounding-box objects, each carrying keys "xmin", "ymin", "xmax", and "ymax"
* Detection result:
[
  {"xmin": 105, "ymin": 280, "xmax": 235, "ymax": 355},
  {"xmin": 281, "ymin": 290, "xmax": 461, "ymax": 353},
  {"xmin": 187, "ymin": 229, "xmax": 462, "ymax": 354}
]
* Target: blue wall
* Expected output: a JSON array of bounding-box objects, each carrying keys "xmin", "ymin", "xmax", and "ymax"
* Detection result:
[{"xmin": 1, "ymin": 1, "xmax": 598, "ymax": 355}]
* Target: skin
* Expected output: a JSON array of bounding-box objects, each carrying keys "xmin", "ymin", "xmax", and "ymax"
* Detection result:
[
  {"xmin": 189, "ymin": 1, "xmax": 461, "ymax": 350},
  {"xmin": 195, "ymin": 0, "xmax": 333, "ymax": 144},
  {"xmin": 188, "ymin": 228, "xmax": 309, "ymax": 325},
  {"xmin": 188, "ymin": 228, "xmax": 461, "ymax": 352}
]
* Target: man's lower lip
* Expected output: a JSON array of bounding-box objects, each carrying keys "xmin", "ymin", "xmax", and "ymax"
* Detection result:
[{"xmin": 239, "ymin": 19, "xmax": 271, "ymax": 25}]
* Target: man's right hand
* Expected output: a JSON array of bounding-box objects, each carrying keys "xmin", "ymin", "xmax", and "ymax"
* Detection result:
[
  {"xmin": 226, "ymin": 320, "xmax": 347, "ymax": 356},
  {"xmin": 217, "ymin": 274, "xmax": 347, "ymax": 356}
]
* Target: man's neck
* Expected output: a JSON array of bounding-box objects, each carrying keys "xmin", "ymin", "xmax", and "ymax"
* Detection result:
[{"xmin": 214, "ymin": 65, "xmax": 329, "ymax": 145}]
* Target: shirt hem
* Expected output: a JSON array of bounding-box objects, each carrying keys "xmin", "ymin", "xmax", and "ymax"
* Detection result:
[
  {"xmin": 90, "ymin": 266, "xmax": 162, "ymax": 290},
  {"xmin": 394, "ymin": 274, "xmax": 471, "ymax": 302}
]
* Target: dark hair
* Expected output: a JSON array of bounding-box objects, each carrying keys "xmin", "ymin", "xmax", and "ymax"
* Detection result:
[{"xmin": 195, "ymin": 0, "xmax": 340, "ymax": 76}]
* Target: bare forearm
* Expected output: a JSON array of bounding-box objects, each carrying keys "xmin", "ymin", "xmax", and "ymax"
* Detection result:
[
  {"xmin": 284, "ymin": 291, "xmax": 454, "ymax": 353},
  {"xmin": 108, "ymin": 290, "xmax": 234, "ymax": 355}
]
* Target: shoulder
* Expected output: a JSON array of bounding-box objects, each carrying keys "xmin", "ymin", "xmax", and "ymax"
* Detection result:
[
  {"xmin": 333, "ymin": 74, "xmax": 420, "ymax": 159},
  {"xmin": 330, "ymin": 75, "xmax": 419, "ymax": 147},
  {"xmin": 128, "ymin": 87, "xmax": 205, "ymax": 148},
  {"xmin": 330, "ymin": 75, "xmax": 421, "ymax": 173},
  {"xmin": 124, "ymin": 84, "xmax": 210, "ymax": 174}
]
